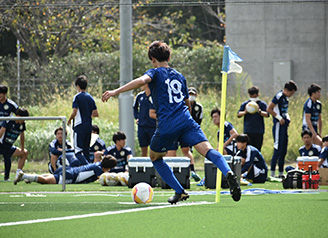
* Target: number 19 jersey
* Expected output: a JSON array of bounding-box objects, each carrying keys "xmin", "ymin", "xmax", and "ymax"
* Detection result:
[{"xmin": 146, "ymin": 67, "xmax": 192, "ymax": 134}]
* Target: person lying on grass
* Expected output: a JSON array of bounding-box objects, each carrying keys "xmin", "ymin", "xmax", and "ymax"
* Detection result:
[{"xmin": 14, "ymin": 155, "xmax": 117, "ymax": 185}]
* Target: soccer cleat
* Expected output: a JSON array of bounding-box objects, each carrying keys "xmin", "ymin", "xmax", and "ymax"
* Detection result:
[
  {"xmin": 191, "ymin": 171, "xmax": 201, "ymax": 182},
  {"xmin": 168, "ymin": 190, "xmax": 189, "ymax": 204},
  {"xmin": 14, "ymin": 171, "xmax": 24, "ymax": 185},
  {"xmin": 197, "ymin": 177, "xmax": 205, "ymax": 186},
  {"xmin": 24, "ymin": 179, "xmax": 31, "ymax": 184},
  {"xmin": 226, "ymin": 172, "xmax": 241, "ymax": 202}
]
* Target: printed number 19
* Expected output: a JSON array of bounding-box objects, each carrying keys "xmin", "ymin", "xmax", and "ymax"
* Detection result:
[{"xmin": 165, "ymin": 79, "xmax": 184, "ymax": 104}]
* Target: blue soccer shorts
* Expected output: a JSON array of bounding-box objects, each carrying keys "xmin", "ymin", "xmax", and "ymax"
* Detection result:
[
  {"xmin": 150, "ymin": 120, "xmax": 207, "ymax": 153},
  {"xmin": 0, "ymin": 145, "xmax": 16, "ymax": 160},
  {"xmin": 138, "ymin": 126, "xmax": 156, "ymax": 147}
]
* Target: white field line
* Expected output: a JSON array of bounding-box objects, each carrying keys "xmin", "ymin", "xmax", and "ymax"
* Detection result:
[{"xmin": 0, "ymin": 201, "xmax": 214, "ymax": 227}]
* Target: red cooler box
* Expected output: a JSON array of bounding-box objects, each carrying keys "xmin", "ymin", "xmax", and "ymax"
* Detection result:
[{"xmin": 296, "ymin": 156, "xmax": 319, "ymax": 171}]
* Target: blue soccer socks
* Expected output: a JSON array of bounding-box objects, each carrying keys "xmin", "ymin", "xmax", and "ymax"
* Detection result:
[
  {"xmin": 152, "ymin": 158, "xmax": 184, "ymax": 194},
  {"xmin": 206, "ymin": 149, "xmax": 231, "ymax": 176}
]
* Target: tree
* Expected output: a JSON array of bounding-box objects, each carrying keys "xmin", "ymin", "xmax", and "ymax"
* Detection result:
[
  {"xmin": 132, "ymin": 1, "xmax": 226, "ymax": 47},
  {"xmin": 0, "ymin": 0, "xmax": 120, "ymax": 66}
]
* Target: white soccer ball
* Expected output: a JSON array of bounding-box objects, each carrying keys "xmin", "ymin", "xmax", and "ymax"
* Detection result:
[
  {"xmin": 106, "ymin": 172, "xmax": 119, "ymax": 186},
  {"xmin": 117, "ymin": 172, "xmax": 129, "ymax": 186},
  {"xmin": 99, "ymin": 172, "xmax": 110, "ymax": 186},
  {"xmin": 99, "ymin": 172, "xmax": 119, "ymax": 186},
  {"xmin": 131, "ymin": 182, "xmax": 154, "ymax": 204},
  {"xmin": 246, "ymin": 101, "xmax": 258, "ymax": 114}
]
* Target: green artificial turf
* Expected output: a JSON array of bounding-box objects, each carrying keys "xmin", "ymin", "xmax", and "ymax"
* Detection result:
[{"xmin": 1, "ymin": 179, "xmax": 328, "ymax": 238}]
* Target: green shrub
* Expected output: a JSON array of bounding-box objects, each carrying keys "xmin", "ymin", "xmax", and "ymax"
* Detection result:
[{"xmin": 1, "ymin": 44, "xmax": 224, "ymax": 106}]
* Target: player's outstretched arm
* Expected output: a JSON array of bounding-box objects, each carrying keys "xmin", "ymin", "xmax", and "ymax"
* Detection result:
[{"xmin": 102, "ymin": 75, "xmax": 151, "ymax": 102}]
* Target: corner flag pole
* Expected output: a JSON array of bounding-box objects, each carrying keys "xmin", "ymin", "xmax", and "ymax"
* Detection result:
[
  {"xmin": 215, "ymin": 71, "xmax": 228, "ymax": 203},
  {"xmin": 215, "ymin": 45, "xmax": 243, "ymax": 203}
]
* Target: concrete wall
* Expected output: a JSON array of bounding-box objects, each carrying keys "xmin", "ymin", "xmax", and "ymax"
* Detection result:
[{"xmin": 225, "ymin": 1, "xmax": 328, "ymax": 96}]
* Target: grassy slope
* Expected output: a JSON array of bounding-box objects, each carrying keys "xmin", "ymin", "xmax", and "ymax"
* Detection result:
[{"xmin": 2, "ymin": 87, "xmax": 327, "ymax": 173}]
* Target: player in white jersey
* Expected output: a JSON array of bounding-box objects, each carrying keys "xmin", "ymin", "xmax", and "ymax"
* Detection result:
[{"xmin": 102, "ymin": 41, "xmax": 241, "ymax": 204}]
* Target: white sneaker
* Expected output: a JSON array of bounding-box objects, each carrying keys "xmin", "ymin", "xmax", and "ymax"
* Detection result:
[{"xmin": 14, "ymin": 171, "xmax": 24, "ymax": 185}]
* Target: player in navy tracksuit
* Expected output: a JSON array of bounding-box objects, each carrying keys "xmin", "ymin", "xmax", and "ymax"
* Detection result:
[
  {"xmin": 299, "ymin": 129, "xmax": 321, "ymax": 157},
  {"xmin": 211, "ymin": 108, "xmax": 238, "ymax": 156},
  {"xmin": 89, "ymin": 125, "xmax": 107, "ymax": 163},
  {"xmin": 237, "ymin": 86, "xmax": 269, "ymax": 151},
  {"xmin": 48, "ymin": 127, "xmax": 75, "ymax": 173},
  {"xmin": 14, "ymin": 155, "xmax": 117, "ymax": 185},
  {"xmin": 102, "ymin": 41, "xmax": 241, "ymax": 203},
  {"xmin": 0, "ymin": 108, "xmax": 29, "ymax": 182},
  {"xmin": 104, "ymin": 131, "xmax": 133, "ymax": 173},
  {"xmin": 319, "ymin": 136, "xmax": 328, "ymax": 168},
  {"xmin": 0, "ymin": 85, "xmax": 20, "ymax": 181},
  {"xmin": 302, "ymin": 83, "xmax": 322, "ymax": 146},
  {"xmin": 133, "ymin": 84, "xmax": 156, "ymax": 157},
  {"xmin": 235, "ymin": 134, "xmax": 268, "ymax": 183},
  {"xmin": 0, "ymin": 85, "xmax": 18, "ymax": 119},
  {"xmin": 267, "ymin": 80, "xmax": 297, "ymax": 178},
  {"xmin": 68, "ymin": 75, "xmax": 99, "ymax": 165}
]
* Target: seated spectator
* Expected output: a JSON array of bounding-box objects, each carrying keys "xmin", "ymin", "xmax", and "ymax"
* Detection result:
[
  {"xmin": 235, "ymin": 134, "xmax": 268, "ymax": 183},
  {"xmin": 14, "ymin": 155, "xmax": 117, "ymax": 185},
  {"xmin": 299, "ymin": 129, "xmax": 321, "ymax": 157},
  {"xmin": 319, "ymin": 136, "xmax": 328, "ymax": 168},
  {"xmin": 89, "ymin": 125, "xmax": 107, "ymax": 163},
  {"xmin": 104, "ymin": 131, "xmax": 133, "ymax": 173},
  {"xmin": 49, "ymin": 127, "xmax": 73, "ymax": 173},
  {"xmin": 211, "ymin": 108, "xmax": 238, "ymax": 155}
]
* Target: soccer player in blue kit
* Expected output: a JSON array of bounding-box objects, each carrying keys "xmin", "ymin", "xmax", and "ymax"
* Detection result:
[
  {"xmin": 319, "ymin": 136, "xmax": 328, "ymax": 168},
  {"xmin": 133, "ymin": 84, "xmax": 156, "ymax": 156},
  {"xmin": 235, "ymin": 134, "xmax": 268, "ymax": 183},
  {"xmin": 102, "ymin": 41, "xmax": 241, "ymax": 203},
  {"xmin": 104, "ymin": 131, "xmax": 133, "ymax": 173},
  {"xmin": 237, "ymin": 86, "xmax": 269, "ymax": 151},
  {"xmin": 68, "ymin": 75, "xmax": 99, "ymax": 165},
  {"xmin": 302, "ymin": 83, "xmax": 322, "ymax": 146},
  {"xmin": 267, "ymin": 80, "xmax": 297, "ymax": 178},
  {"xmin": 0, "ymin": 85, "xmax": 18, "ymax": 118},
  {"xmin": 89, "ymin": 124, "xmax": 107, "ymax": 163},
  {"xmin": 0, "ymin": 85, "xmax": 19, "ymax": 181},
  {"xmin": 211, "ymin": 108, "xmax": 238, "ymax": 156},
  {"xmin": 48, "ymin": 127, "xmax": 74, "ymax": 173},
  {"xmin": 299, "ymin": 129, "xmax": 321, "ymax": 157},
  {"xmin": 14, "ymin": 155, "xmax": 117, "ymax": 185},
  {"xmin": 0, "ymin": 108, "xmax": 29, "ymax": 182}
]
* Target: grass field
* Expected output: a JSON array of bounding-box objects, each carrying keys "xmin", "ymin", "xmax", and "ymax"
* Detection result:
[{"xmin": 1, "ymin": 169, "xmax": 328, "ymax": 238}]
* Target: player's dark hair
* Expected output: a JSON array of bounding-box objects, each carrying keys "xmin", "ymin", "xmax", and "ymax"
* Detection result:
[
  {"xmin": 301, "ymin": 129, "xmax": 312, "ymax": 138},
  {"xmin": 307, "ymin": 83, "xmax": 321, "ymax": 97},
  {"xmin": 248, "ymin": 86, "xmax": 259, "ymax": 96},
  {"xmin": 322, "ymin": 135, "xmax": 328, "ymax": 143},
  {"xmin": 92, "ymin": 125, "xmax": 100, "ymax": 134},
  {"xmin": 210, "ymin": 108, "xmax": 220, "ymax": 117},
  {"xmin": 113, "ymin": 131, "xmax": 126, "ymax": 143},
  {"xmin": 101, "ymin": 154, "xmax": 117, "ymax": 169},
  {"xmin": 236, "ymin": 134, "xmax": 250, "ymax": 145},
  {"xmin": 148, "ymin": 41, "xmax": 171, "ymax": 62},
  {"xmin": 54, "ymin": 127, "xmax": 63, "ymax": 135},
  {"xmin": 284, "ymin": 80, "xmax": 297, "ymax": 92},
  {"xmin": 0, "ymin": 85, "xmax": 8, "ymax": 94},
  {"xmin": 16, "ymin": 108, "xmax": 29, "ymax": 117},
  {"xmin": 75, "ymin": 75, "xmax": 88, "ymax": 90}
]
